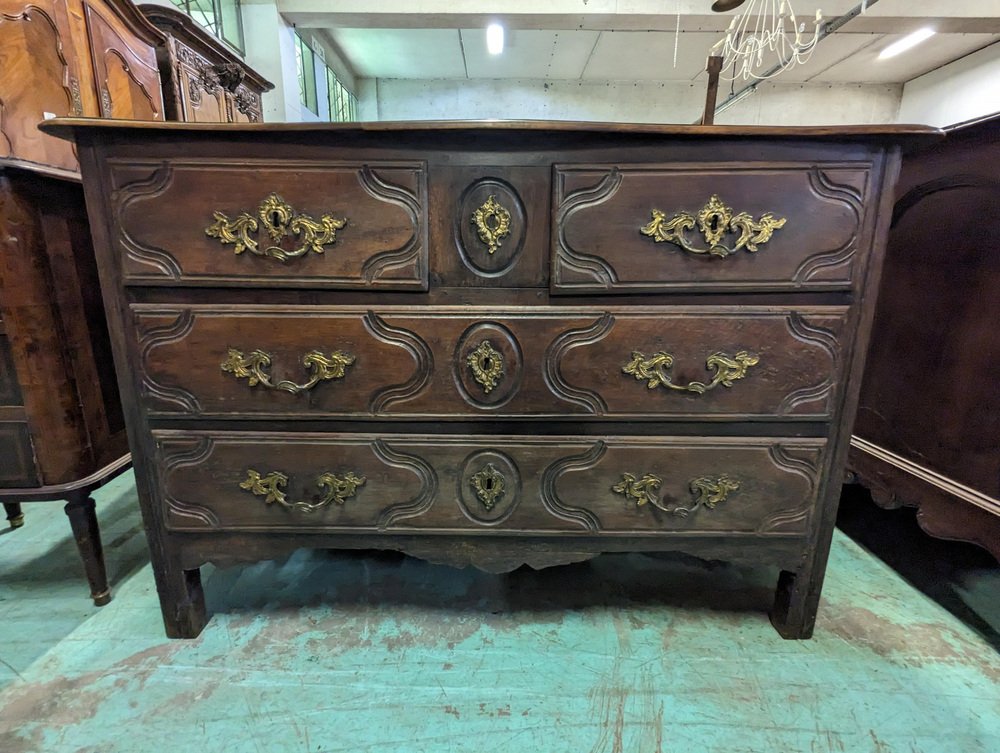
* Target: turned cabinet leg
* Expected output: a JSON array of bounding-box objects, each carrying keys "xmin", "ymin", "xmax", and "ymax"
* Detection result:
[
  {"xmin": 63, "ymin": 494, "xmax": 112, "ymax": 606},
  {"xmin": 3, "ymin": 502, "xmax": 24, "ymax": 529},
  {"xmin": 152, "ymin": 560, "xmax": 207, "ymax": 639},
  {"xmin": 770, "ymin": 568, "xmax": 821, "ymax": 640}
]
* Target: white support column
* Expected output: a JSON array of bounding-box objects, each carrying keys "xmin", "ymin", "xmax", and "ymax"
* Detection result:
[
  {"xmin": 242, "ymin": 0, "xmax": 318, "ymax": 121},
  {"xmin": 356, "ymin": 79, "xmax": 379, "ymax": 121}
]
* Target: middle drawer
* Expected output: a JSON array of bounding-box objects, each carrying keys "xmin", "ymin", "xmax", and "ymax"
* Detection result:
[{"xmin": 133, "ymin": 305, "xmax": 848, "ymax": 421}]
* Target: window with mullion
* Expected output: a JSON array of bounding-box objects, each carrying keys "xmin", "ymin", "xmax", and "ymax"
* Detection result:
[
  {"xmin": 296, "ymin": 34, "xmax": 318, "ymax": 115},
  {"xmin": 296, "ymin": 33, "xmax": 357, "ymax": 123},
  {"xmin": 170, "ymin": 0, "xmax": 244, "ymax": 53}
]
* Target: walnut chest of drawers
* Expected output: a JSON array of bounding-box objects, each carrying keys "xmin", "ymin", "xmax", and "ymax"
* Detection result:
[{"xmin": 44, "ymin": 118, "xmax": 938, "ymax": 639}]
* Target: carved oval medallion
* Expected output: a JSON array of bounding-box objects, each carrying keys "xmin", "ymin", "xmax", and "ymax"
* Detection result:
[
  {"xmin": 455, "ymin": 322, "xmax": 523, "ymax": 408},
  {"xmin": 457, "ymin": 450, "xmax": 521, "ymax": 525},
  {"xmin": 456, "ymin": 178, "xmax": 527, "ymax": 277}
]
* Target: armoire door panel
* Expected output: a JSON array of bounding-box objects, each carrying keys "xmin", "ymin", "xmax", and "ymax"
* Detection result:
[
  {"xmin": 0, "ymin": 0, "xmax": 84, "ymax": 170},
  {"xmin": 84, "ymin": 0, "xmax": 163, "ymax": 120}
]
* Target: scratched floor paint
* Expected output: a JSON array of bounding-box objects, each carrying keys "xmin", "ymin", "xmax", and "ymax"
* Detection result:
[{"xmin": 0, "ymin": 473, "xmax": 997, "ymax": 753}]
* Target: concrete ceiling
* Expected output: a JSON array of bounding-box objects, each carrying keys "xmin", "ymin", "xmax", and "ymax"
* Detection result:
[{"xmin": 281, "ymin": 0, "xmax": 1000, "ymax": 85}]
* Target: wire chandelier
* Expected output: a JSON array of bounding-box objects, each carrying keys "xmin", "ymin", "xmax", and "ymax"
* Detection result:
[{"xmin": 712, "ymin": 1, "xmax": 825, "ymax": 81}]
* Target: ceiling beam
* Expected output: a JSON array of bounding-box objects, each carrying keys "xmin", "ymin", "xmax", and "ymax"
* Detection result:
[
  {"xmin": 281, "ymin": 0, "xmax": 713, "ymax": 29},
  {"xmin": 279, "ymin": 0, "xmax": 1000, "ymax": 33}
]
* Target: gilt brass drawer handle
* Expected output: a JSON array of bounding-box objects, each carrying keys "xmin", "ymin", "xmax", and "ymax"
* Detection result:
[
  {"xmin": 623, "ymin": 350, "xmax": 759, "ymax": 394},
  {"xmin": 685, "ymin": 476, "xmax": 741, "ymax": 517},
  {"xmin": 240, "ymin": 469, "xmax": 366, "ymax": 513},
  {"xmin": 640, "ymin": 194, "xmax": 786, "ymax": 258},
  {"xmin": 205, "ymin": 193, "xmax": 347, "ymax": 262},
  {"xmin": 613, "ymin": 473, "xmax": 739, "ymax": 517},
  {"xmin": 471, "ymin": 463, "xmax": 506, "ymax": 511},
  {"xmin": 221, "ymin": 348, "xmax": 355, "ymax": 394},
  {"xmin": 612, "ymin": 472, "xmax": 662, "ymax": 509},
  {"xmin": 467, "ymin": 339, "xmax": 505, "ymax": 393},
  {"xmin": 471, "ymin": 195, "xmax": 511, "ymax": 255}
]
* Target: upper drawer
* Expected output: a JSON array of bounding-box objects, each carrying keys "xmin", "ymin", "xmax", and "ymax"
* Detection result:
[
  {"xmin": 108, "ymin": 159, "xmax": 428, "ymax": 290},
  {"xmin": 551, "ymin": 163, "xmax": 872, "ymax": 294}
]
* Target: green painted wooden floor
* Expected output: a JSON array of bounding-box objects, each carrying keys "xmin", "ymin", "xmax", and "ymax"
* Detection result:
[{"xmin": 1, "ymin": 471, "xmax": 997, "ymax": 753}]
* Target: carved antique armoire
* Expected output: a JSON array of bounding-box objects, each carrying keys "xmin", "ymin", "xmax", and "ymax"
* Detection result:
[
  {"xmin": 139, "ymin": 3, "xmax": 272, "ymax": 124},
  {"xmin": 849, "ymin": 114, "xmax": 1000, "ymax": 560},
  {"xmin": 1, "ymin": 0, "xmax": 273, "ymax": 605},
  {"xmin": 45, "ymin": 117, "xmax": 938, "ymax": 638},
  {"xmin": 0, "ymin": 0, "xmax": 169, "ymax": 605}
]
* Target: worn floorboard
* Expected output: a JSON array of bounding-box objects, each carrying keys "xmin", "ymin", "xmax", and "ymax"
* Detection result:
[{"xmin": 0, "ymin": 472, "xmax": 997, "ymax": 753}]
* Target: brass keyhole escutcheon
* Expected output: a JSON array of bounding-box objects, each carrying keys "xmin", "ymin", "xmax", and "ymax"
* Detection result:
[
  {"xmin": 471, "ymin": 463, "xmax": 506, "ymax": 511},
  {"xmin": 471, "ymin": 194, "xmax": 512, "ymax": 255},
  {"xmin": 467, "ymin": 339, "xmax": 505, "ymax": 394}
]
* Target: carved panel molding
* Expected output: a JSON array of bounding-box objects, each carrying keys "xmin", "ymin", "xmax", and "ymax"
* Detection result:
[
  {"xmin": 136, "ymin": 309, "xmax": 200, "ymax": 413},
  {"xmin": 362, "ymin": 313, "xmax": 434, "ymax": 413}
]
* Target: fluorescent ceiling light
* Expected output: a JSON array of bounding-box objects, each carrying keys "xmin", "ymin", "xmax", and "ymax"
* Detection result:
[
  {"xmin": 487, "ymin": 23, "xmax": 504, "ymax": 55},
  {"xmin": 878, "ymin": 28, "xmax": 935, "ymax": 60}
]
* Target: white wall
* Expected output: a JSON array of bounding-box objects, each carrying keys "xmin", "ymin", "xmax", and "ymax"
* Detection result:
[
  {"xmin": 898, "ymin": 42, "xmax": 1000, "ymax": 127},
  {"xmin": 716, "ymin": 84, "xmax": 902, "ymax": 127},
  {"xmin": 362, "ymin": 79, "xmax": 902, "ymax": 125}
]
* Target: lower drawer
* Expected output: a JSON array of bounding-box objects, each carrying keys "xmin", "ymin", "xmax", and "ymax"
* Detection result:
[{"xmin": 156, "ymin": 431, "xmax": 825, "ymax": 536}]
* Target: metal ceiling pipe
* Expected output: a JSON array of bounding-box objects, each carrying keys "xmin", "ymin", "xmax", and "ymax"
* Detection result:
[{"xmin": 712, "ymin": 0, "xmax": 885, "ymax": 117}]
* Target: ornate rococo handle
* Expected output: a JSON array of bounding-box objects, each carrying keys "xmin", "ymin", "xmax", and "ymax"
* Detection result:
[
  {"xmin": 221, "ymin": 348, "xmax": 355, "ymax": 394},
  {"xmin": 205, "ymin": 192, "xmax": 347, "ymax": 262},
  {"xmin": 240, "ymin": 469, "xmax": 365, "ymax": 513},
  {"xmin": 623, "ymin": 350, "xmax": 759, "ymax": 394},
  {"xmin": 612, "ymin": 473, "xmax": 739, "ymax": 517},
  {"xmin": 640, "ymin": 194, "xmax": 786, "ymax": 258},
  {"xmin": 471, "ymin": 195, "xmax": 511, "ymax": 255}
]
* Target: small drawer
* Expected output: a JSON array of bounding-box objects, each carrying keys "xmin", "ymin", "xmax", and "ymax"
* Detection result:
[
  {"xmin": 0, "ymin": 422, "xmax": 37, "ymax": 487},
  {"xmin": 108, "ymin": 159, "xmax": 428, "ymax": 289},
  {"xmin": 156, "ymin": 431, "xmax": 825, "ymax": 535},
  {"xmin": 0, "ymin": 334, "xmax": 24, "ymax": 406},
  {"xmin": 552, "ymin": 163, "xmax": 872, "ymax": 293},
  {"xmin": 133, "ymin": 305, "xmax": 848, "ymax": 420}
]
